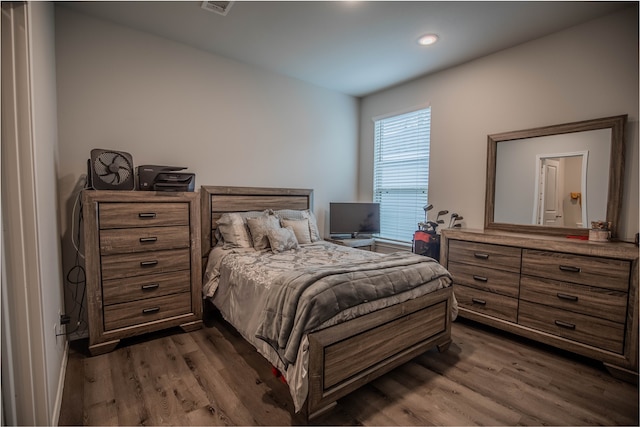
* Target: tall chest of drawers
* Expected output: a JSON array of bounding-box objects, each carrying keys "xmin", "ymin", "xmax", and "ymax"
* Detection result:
[
  {"xmin": 83, "ymin": 190, "xmax": 202, "ymax": 355},
  {"xmin": 442, "ymin": 228, "xmax": 639, "ymax": 381}
]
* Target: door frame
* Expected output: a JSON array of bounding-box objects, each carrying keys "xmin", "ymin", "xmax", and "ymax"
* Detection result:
[
  {"xmin": 532, "ymin": 151, "xmax": 589, "ymax": 227},
  {"xmin": 1, "ymin": 2, "xmax": 49, "ymax": 425}
]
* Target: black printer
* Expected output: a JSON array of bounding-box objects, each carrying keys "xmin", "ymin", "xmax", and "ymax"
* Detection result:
[{"xmin": 136, "ymin": 165, "xmax": 195, "ymax": 192}]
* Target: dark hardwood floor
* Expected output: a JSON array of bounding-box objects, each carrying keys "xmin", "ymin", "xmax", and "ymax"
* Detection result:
[{"xmin": 58, "ymin": 313, "xmax": 638, "ymax": 426}]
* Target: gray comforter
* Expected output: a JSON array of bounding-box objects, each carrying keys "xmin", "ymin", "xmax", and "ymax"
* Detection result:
[{"xmin": 255, "ymin": 252, "xmax": 452, "ymax": 367}]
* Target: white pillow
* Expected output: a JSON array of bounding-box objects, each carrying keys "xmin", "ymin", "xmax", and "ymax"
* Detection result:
[
  {"xmin": 216, "ymin": 213, "xmax": 253, "ymax": 249},
  {"xmin": 281, "ymin": 218, "xmax": 312, "ymax": 244},
  {"xmin": 216, "ymin": 210, "xmax": 268, "ymax": 249},
  {"xmin": 274, "ymin": 209, "xmax": 321, "ymax": 242}
]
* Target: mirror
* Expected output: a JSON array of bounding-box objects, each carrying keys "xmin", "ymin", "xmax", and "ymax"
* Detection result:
[{"xmin": 485, "ymin": 115, "xmax": 626, "ymax": 238}]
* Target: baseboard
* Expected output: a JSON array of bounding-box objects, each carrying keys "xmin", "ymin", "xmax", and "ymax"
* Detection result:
[{"xmin": 51, "ymin": 340, "xmax": 69, "ymax": 426}]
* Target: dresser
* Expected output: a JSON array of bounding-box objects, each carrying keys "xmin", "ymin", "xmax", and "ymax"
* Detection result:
[
  {"xmin": 83, "ymin": 190, "xmax": 202, "ymax": 355},
  {"xmin": 441, "ymin": 228, "xmax": 638, "ymax": 381}
]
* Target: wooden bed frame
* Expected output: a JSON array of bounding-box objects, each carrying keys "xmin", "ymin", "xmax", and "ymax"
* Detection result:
[{"xmin": 200, "ymin": 185, "xmax": 454, "ymax": 419}]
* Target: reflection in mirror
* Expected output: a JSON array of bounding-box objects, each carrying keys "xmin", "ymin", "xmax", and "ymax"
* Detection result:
[
  {"xmin": 533, "ymin": 153, "xmax": 587, "ymax": 228},
  {"xmin": 485, "ymin": 115, "xmax": 626, "ymax": 238},
  {"xmin": 494, "ymin": 129, "xmax": 610, "ymax": 228}
]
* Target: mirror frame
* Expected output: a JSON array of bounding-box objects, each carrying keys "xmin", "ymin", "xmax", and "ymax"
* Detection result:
[{"xmin": 485, "ymin": 115, "xmax": 627, "ymax": 238}]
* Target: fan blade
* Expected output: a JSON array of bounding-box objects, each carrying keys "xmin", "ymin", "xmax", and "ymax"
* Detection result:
[
  {"xmin": 117, "ymin": 165, "xmax": 131, "ymax": 180},
  {"xmin": 96, "ymin": 172, "xmax": 114, "ymax": 184},
  {"xmin": 95, "ymin": 158, "xmax": 110, "ymax": 174}
]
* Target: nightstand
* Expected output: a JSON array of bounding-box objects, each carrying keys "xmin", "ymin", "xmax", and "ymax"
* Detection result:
[{"xmin": 325, "ymin": 237, "xmax": 375, "ymax": 251}]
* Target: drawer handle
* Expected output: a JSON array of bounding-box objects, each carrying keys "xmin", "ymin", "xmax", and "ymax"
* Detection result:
[
  {"xmin": 559, "ymin": 265, "xmax": 581, "ymax": 273},
  {"xmin": 142, "ymin": 307, "xmax": 160, "ymax": 315},
  {"xmin": 557, "ymin": 293, "xmax": 578, "ymax": 302},
  {"xmin": 472, "ymin": 275, "xmax": 488, "ymax": 282},
  {"xmin": 139, "ymin": 237, "xmax": 158, "ymax": 243},
  {"xmin": 554, "ymin": 320, "xmax": 576, "ymax": 330},
  {"xmin": 141, "ymin": 283, "xmax": 160, "ymax": 291},
  {"xmin": 474, "ymin": 253, "xmax": 489, "ymax": 260},
  {"xmin": 138, "ymin": 213, "xmax": 157, "ymax": 219},
  {"xmin": 140, "ymin": 260, "xmax": 158, "ymax": 267},
  {"xmin": 471, "ymin": 298, "xmax": 487, "ymax": 305}
]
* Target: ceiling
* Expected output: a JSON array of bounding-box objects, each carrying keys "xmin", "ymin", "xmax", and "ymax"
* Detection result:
[{"xmin": 60, "ymin": 1, "xmax": 631, "ymax": 97}]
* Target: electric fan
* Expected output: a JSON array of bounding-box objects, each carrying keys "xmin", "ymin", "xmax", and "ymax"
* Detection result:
[{"xmin": 88, "ymin": 149, "xmax": 135, "ymax": 190}]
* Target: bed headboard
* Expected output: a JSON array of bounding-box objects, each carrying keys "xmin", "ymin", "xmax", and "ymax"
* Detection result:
[{"xmin": 200, "ymin": 185, "xmax": 314, "ymax": 257}]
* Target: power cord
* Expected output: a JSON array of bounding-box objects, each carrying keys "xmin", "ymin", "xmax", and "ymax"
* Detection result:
[{"xmin": 57, "ymin": 176, "xmax": 88, "ymax": 337}]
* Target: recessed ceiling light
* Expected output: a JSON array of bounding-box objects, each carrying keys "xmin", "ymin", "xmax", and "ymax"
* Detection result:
[{"xmin": 417, "ymin": 34, "xmax": 439, "ymax": 46}]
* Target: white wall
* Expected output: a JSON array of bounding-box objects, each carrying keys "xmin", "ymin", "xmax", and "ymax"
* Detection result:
[
  {"xmin": 359, "ymin": 7, "xmax": 639, "ymax": 241},
  {"xmin": 1, "ymin": 2, "xmax": 65, "ymax": 424},
  {"xmin": 55, "ymin": 6, "xmax": 360, "ymax": 238},
  {"xmin": 30, "ymin": 3, "xmax": 67, "ymax": 423}
]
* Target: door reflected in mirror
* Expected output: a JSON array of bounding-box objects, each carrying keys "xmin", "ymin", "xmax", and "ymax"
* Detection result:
[{"xmin": 533, "ymin": 153, "xmax": 587, "ymax": 228}]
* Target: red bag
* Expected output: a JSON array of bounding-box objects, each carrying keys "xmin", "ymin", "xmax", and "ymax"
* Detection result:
[{"xmin": 412, "ymin": 230, "xmax": 440, "ymax": 261}]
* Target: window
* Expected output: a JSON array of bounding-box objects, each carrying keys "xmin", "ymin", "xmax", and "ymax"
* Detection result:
[{"xmin": 373, "ymin": 107, "xmax": 431, "ymax": 242}]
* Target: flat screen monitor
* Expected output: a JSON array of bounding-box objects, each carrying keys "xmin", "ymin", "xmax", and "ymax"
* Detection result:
[{"xmin": 330, "ymin": 202, "xmax": 380, "ymax": 238}]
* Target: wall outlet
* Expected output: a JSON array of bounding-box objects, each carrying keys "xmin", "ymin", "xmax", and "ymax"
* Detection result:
[
  {"xmin": 55, "ymin": 310, "xmax": 67, "ymax": 342},
  {"xmin": 54, "ymin": 322, "xmax": 66, "ymax": 348}
]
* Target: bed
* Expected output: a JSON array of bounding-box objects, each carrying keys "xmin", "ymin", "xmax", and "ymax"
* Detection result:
[{"xmin": 200, "ymin": 185, "xmax": 457, "ymax": 419}]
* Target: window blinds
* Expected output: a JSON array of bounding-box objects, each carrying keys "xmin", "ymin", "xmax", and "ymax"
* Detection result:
[{"xmin": 373, "ymin": 107, "xmax": 431, "ymax": 242}]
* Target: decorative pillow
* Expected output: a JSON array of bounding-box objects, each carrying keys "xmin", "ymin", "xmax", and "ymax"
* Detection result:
[
  {"xmin": 216, "ymin": 210, "xmax": 268, "ymax": 249},
  {"xmin": 281, "ymin": 218, "xmax": 312, "ymax": 244},
  {"xmin": 213, "ymin": 228, "xmax": 224, "ymax": 247},
  {"xmin": 216, "ymin": 213, "xmax": 253, "ymax": 249},
  {"xmin": 246, "ymin": 215, "xmax": 281, "ymax": 250},
  {"xmin": 274, "ymin": 209, "xmax": 321, "ymax": 242},
  {"xmin": 267, "ymin": 226, "xmax": 300, "ymax": 253}
]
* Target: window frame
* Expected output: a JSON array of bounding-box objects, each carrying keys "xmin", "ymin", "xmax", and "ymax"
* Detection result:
[{"xmin": 372, "ymin": 105, "xmax": 431, "ymax": 243}]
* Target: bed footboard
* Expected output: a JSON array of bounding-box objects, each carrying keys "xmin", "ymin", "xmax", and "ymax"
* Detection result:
[{"xmin": 306, "ymin": 286, "xmax": 453, "ymax": 418}]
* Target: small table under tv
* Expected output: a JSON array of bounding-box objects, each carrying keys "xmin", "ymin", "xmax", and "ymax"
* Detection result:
[{"xmin": 325, "ymin": 237, "xmax": 375, "ymax": 252}]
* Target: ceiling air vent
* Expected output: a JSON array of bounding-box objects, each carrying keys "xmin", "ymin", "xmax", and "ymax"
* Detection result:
[{"xmin": 201, "ymin": 1, "xmax": 234, "ymax": 16}]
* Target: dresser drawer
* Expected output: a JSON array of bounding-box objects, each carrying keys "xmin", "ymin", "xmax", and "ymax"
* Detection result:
[
  {"xmin": 102, "ymin": 270, "xmax": 191, "ymax": 306},
  {"xmin": 449, "ymin": 261, "xmax": 520, "ymax": 298},
  {"xmin": 519, "ymin": 301, "xmax": 625, "ymax": 354},
  {"xmin": 98, "ymin": 202, "xmax": 189, "ymax": 229},
  {"xmin": 104, "ymin": 292, "xmax": 192, "ymax": 331},
  {"xmin": 520, "ymin": 276, "xmax": 627, "ymax": 324},
  {"xmin": 522, "ymin": 250, "xmax": 630, "ymax": 292},
  {"xmin": 454, "ymin": 284, "xmax": 518, "ymax": 323},
  {"xmin": 448, "ymin": 240, "xmax": 521, "ymax": 273},
  {"xmin": 100, "ymin": 226, "xmax": 190, "ymax": 255},
  {"xmin": 101, "ymin": 248, "xmax": 190, "ymax": 281}
]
